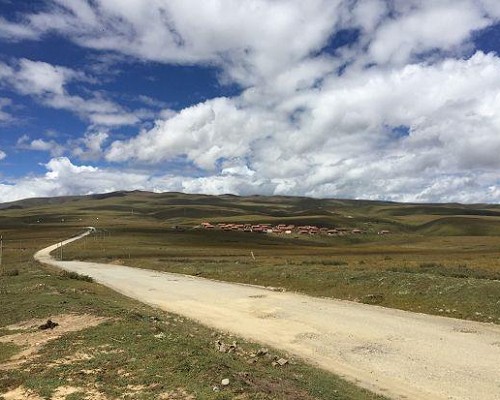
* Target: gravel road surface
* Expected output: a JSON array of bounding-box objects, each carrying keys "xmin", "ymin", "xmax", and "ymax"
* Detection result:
[{"xmin": 34, "ymin": 230, "xmax": 500, "ymax": 400}]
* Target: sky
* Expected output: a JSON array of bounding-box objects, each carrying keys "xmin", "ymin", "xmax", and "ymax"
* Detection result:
[{"xmin": 0, "ymin": 0, "xmax": 500, "ymax": 204}]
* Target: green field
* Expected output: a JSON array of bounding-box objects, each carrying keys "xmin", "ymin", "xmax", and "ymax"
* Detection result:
[
  {"xmin": 2, "ymin": 191, "xmax": 500, "ymax": 323},
  {"xmin": 1, "ymin": 191, "xmax": 499, "ymax": 398},
  {"xmin": 0, "ymin": 214, "xmax": 383, "ymax": 399}
]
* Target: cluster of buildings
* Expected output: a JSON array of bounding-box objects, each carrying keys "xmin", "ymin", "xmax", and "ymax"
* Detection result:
[{"xmin": 199, "ymin": 222, "xmax": 381, "ymax": 236}]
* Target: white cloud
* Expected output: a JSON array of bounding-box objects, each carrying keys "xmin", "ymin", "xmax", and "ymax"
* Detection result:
[
  {"xmin": 351, "ymin": 0, "xmax": 389, "ymax": 33},
  {"xmin": 0, "ymin": 150, "xmax": 6, "ymax": 161},
  {"xmin": 106, "ymin": 97, "xmax": 283, "ymax": 170},
  {"xmin": 0, "ymin": 98, "xmax": 13, "ymax": 122},
  {"xmin": 101, "ymin": 50, "xmax": 500, "ymax": 203},
  {"xmin": 16, "ymin": 135, "xmax": 66, "ymax": 157},
  {"xmin": 71, "ymin": 131, "xmax": 109, "ymax": 160},
  {"xmin": 12, "ymin": 58, "xmax": 79, "ymax": 95},
  {"xmin": 2, "ymin": 0, "xmax": 343, "ymax": 86},
  {"xmin": 29, "ymin": 139, "xmax": 64, "ymax": 155},
  {"xmin": 364, "ymin": 1, "xmax": 490, "ymax": 65},
  {"xmin": 3, "ymin": 1, "xmax": 499, "ymax": 81},
  {"xmin": 0, "ymin": 157, "xmax": 172, "ymax": 202},
  {"xmin": 2, "ymin": 1, "xmax": 500, "ymax": 203},
  {"xmin": 16, "ymin": 130, "xmax": 112, "ymax": 161},
  {"xmin": 0, "ymin": 16, "xmax": 38, "ymax": 40},
  {"xmin": 0, "ymin": 59, "xmax": 141, "ymax": 127}
]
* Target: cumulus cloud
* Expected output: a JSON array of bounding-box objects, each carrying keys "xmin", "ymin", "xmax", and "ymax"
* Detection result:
[
  {"xmin": 0, "ymin": 59, "xmax": 140, "ymax": 127},
  {"xmin": 1, "ymin": 155, "xmax": 499, "ymax": 204},
  {"xmin": 0, "ymin": 157, "xmax": 178, "ymax": 202},
  {"xmin": 0, "ymin": 0, "xmax": 349, "ymax": 91},
  {"xmin": 106, "ymin": 97, "xmax": 283, "ymax": 170},
  {"xmin": 2, "ymin": 1, "xmax": 500, "ymax": 203},
  {"xmin": 3, "ymin": 1, "xmax": 500, "ymax": 80},
  {"xmin": 15, "ymin": 130, "xmax": 113, "ymax": 161},
  {"xmin": 363, "ymin": 1, "xmax": 490, "ymax": 65},
  {"xmin": 101, "ymin": 50, "xmax": 500, "ymax": 203},
  {"xmin": 16, "ymin": 134, "xmax": 66, "ymax": 157},
  {"xmin": 71, "ymin": 131, "xmax": 109, "ymax": 160},
  {"xmin": 0, "ymin": 150, "xmax": 6, "ymax": 161}
]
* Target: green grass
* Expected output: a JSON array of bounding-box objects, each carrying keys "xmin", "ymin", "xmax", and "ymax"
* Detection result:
[
  {"xmin": 389, "ymin": 262, "xmax": 500, "ymax": 280},
  {"xmin": 60, "ymin": 270, "xmax": 94, "ymax": 282},
  {"xmin": 1, "ymin": 190, "xmax": 500, "ymax": 396},
  {"xmin": 61, "ymin": 225, "xmax": 500, "ymax": 324},
  {"xmin": 0, "ymin": 342, "xmax": 21, "ymax": 363},
  {"xmin": 0, "ymin": 228, "xmax": 385, "ymax": 400},
  {"xmin": 118, "ymin": 256, "xmax": 500, "ymax": 323}
]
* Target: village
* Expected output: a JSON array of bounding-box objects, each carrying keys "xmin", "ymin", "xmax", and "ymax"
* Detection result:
[{"xmin": 200, "ymin": 222, "xmax": 391, "ymax": 236}]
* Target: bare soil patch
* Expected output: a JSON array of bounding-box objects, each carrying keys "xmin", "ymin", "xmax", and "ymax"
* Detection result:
[
  {"xmin": 1, "ymin": 386, "xmax": 44, "ymax": 400},
  {"xmin": 2, "ymin": 385, "xmax": 110, "ymax": 400},
  {"xmin": 0, "ymin": 314, "xmax": 108, "ymax": 370},
  {"xmin": 157, "ymin": 388, "xmax": 196, "ymax": 399}
]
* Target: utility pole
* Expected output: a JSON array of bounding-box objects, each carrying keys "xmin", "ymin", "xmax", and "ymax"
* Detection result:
[
  {"xmin": 0, "ymin": 235, "xmax": 3, "ymax": 272},
  {"xmin": 0, "ymin": 235, "xmax": 3, "ymax": 295}
]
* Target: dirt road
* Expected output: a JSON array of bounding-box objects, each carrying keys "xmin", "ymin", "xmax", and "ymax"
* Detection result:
[{"xmin": 35, "ymin": 230, "xmax": 500, "ymax": 400}]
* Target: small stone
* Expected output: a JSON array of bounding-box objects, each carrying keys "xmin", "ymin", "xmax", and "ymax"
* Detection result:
[
  {"xmin": 257, "ymin": 348, "xmax": 268, "ymax": 356},
  {"xmin": 277, "ymin": 358, "xmax": 288, "ymax": 366},
  {"xmin": 212, "ymin": 386, "xmax": 220, "ymax": 392},
  {"xmin": 228, "ymin": 342, "xmax": 237, "ymax": 353},
  {"xmin": 215, "ymin": 340, "xmax": 228, "ymax": 352},
  {"xmin": 221, "ymin": 378, "xmax": 230, "ymax": 386}
]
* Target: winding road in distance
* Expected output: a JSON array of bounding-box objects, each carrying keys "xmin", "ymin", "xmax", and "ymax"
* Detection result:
[{"xmin": 34, "ymin": 228, "xmax": 500, "ymax": 400}]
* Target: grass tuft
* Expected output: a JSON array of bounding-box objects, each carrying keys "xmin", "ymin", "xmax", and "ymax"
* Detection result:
[
  {"xmin": 1, "ymin": 268, "xmax": 20, "ymax": 277},
  {"xmin": 0, "ymin": 342, "xmax": 21, "ymax": 363},
  {"xmin": 387, "ymin": 263, "xmax": 500, "ymax": 281},
  {"xmin": 60, "ymin": 270, "xmax": 94, "ymax": 283}
]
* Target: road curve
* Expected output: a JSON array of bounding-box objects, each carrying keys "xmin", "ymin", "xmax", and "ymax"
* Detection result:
[{"xmin": 34, "ymin": 229, "xmax": 500, "ymax": 400}]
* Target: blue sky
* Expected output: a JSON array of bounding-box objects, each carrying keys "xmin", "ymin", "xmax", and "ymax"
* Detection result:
[{"xmin": 0, "ymin": 0, "xmax": 500, "ymax": 203}]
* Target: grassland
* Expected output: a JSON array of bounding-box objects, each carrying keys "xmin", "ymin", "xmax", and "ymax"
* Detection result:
[
  {"xmin": 0, "ymin": 225, "xmax": 384, "ymax": 399},
  {"xmin": 61, "ymin": 228, "xmax": 500, "ymax": 324},
  {"xmin": 2, "ymin": 191, "xmax": 500, "ymax": 325},
  {"xmin": 1, "ymin": 191, "xmax": 500, "ymax": 397}
]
